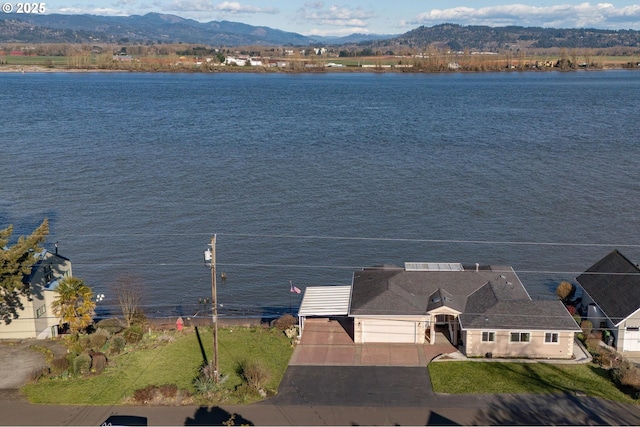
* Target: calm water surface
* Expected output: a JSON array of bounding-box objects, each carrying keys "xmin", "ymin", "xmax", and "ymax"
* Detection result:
[{"xmin": 2, "ymin": 70, "xmax": 639, "ymax": 318}]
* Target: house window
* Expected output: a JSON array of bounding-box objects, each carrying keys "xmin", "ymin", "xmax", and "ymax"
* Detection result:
[
  {"xmin": 509, "ymin": 332, "xmax": 530, "ymax": 343},
  {"xmin": 544, "ymin": 332, "xmax": 559, "ymax": 343},
  {"xmin": 44, "ymin": 265, "xmax": 53, "ymax": 283},
  {"xmin": 482, "ymin": 331, "xmax": 496, "ymax": 342},
  {"xmin": 36, "ymin": 305, "xmax": 46, "ymax": 319}
]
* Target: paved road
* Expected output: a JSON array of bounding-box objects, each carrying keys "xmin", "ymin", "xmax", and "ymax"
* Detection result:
[
  {"xmin": 3, "ymin": 363, "xmax": 640, "ymax": 425},
  {"xmin": 2, "ymin": 389, "xmax": 640, "ymax": 426},
  {"xmin": 3, "ymin": 332, "xmax": 640, "ymax": 425}
]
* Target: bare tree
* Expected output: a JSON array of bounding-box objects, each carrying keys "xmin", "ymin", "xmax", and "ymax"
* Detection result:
[{"xmin": 112, "ymin": 274, "xmax": 145, "ymax": 327}]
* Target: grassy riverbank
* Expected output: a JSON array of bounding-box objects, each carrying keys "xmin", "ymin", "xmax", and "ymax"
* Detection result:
[{"xmin": 22, "ymin": 326, "xmax": 294, "ymax": 405}]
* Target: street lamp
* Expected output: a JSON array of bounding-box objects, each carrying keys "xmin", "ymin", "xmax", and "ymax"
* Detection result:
[{"xmin": 204, "ymin": 234, "xmax": 219, "ymax": 382}]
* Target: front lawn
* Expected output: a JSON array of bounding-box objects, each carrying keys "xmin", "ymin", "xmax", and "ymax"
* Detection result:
[
  {"xmin": 22, "ymin": 326, "xmax": 294, "ymax": 405},
  {"xmin": 429, "ymin": 361, "xmax": 638, "ymax": 404}
]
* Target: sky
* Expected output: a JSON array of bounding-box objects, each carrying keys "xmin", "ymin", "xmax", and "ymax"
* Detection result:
[{"xmin": 35, "ymin": 1, "xmax": 640, "ymax": 36}]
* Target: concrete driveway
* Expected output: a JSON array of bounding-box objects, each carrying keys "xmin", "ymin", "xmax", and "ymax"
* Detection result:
[
  {"xmin": 277, "ymin": 318, "xmax": 456, "ymax": 408},
  {"xmin": 0, "ymin": 339, "xmax": 65, "ymax": 390},
  {"xmin": 291, "ymin": 317, "xmax": 459, "ymax": 367}
]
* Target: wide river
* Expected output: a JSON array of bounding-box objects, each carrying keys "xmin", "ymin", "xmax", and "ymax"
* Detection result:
[{"xmin": 2, "ymin": 70, "xmax": 639, "ymax": 319}]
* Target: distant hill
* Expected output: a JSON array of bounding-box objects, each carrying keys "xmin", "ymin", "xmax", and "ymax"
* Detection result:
[
  {"xmin": 376, "ymin": 24, "xmax": 640, "ymax": 51},
  {"xmin": 1, "ymin": 13, "xmax": 639, "ymax": 50},
  {"xmin": 0, "ymin": 13, "xmax": 314, "ymax": 45}
]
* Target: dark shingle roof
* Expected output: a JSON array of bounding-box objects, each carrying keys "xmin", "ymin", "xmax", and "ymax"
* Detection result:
[
  {"xmin": 460, "ymin": 300, "xmax": 580, "ymax": 330},
  {"xmin": 576, "ymin": 250, "xmax": 640, "ymax": 325},
  {"xmin": 350, "ymin": 264, "xmax": 579, "ymax": 331},
  {"xmin": 350, "ymin": 265, "xmax": 528, "ymax": 316}
]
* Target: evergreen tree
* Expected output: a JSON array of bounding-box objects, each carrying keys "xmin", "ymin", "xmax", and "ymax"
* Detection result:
[{"xmin": 0, "ymin": 219, "xmax": 49, "ymax": 324}]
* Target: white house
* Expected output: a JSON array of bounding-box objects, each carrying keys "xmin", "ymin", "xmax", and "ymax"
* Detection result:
[{"xmin": 0, "ymin": 250, "xmax": 72, "ymax": 339}]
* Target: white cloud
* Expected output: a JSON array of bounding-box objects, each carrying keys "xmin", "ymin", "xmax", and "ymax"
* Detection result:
[
  {"xmin": 405, "ymin": 2, "xmax": 640, "ymax": 30},
  {"xmin": 167, "ymin": 0, "xmax": 277, "ymax": 14},
  {"xmin": 57, "ymin": 7, "xmax": 128, "ymax": 15},
  {"xmin": 297, "ymin": 3, "xmax": 375, "ymax": 28},
  {"xmin": 306, "ymin": 26, "xmax": 371, "ymax": 36},
  {"xmin": 214, "ymin": 1, "xmax": 277, "ymax": 14}
]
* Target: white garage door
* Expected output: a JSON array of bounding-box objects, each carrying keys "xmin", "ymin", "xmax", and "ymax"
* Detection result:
[
  {"xmin": 362, "ymin": 319, "xmax": 417, "ymax": 343},
  {"xmin": 624, "ymin": 328, "xmax": 640, "ymax": 351}
]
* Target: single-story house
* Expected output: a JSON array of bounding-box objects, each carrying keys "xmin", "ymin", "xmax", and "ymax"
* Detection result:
[
  {"xmin": 299, "ymin": 262, "xmax": 580, "ymax": 359},
  {"xmin": 0, "ymin": 249, "xmax": 72, "ymax": 339},
  {"xmin": 576, "ymin": 250, "xmax": 640, "ymax": 352}
]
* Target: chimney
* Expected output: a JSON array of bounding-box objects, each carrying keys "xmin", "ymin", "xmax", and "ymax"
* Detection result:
[{"xmin": 475, "ymin": 263, "xmax": 479, "ymax": 272}]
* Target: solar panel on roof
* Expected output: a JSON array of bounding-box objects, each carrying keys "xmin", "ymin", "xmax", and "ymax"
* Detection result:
[{"xmin": 404, "ymin": 262, "xmax": 463, "ymax": 272}]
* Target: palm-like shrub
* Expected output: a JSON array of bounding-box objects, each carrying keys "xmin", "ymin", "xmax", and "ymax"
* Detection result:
[{"xmin": 52, "ymin": 277, "xmax": 95, "ymax": 334}]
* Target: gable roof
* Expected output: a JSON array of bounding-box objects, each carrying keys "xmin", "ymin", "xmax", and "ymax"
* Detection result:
[
  {"xmin": 350, "ymin": 263, "xmax": 579, "ymax": 331},
  {"xmin": 576, "ymin": 250, "xmax": 640, "ymax": 325},
  {"xmin": 350, "ymin": 264, "xmax": 529, "ymax": 317}
]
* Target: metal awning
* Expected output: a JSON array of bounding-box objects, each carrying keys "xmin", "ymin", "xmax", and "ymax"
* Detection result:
[{"xmin": 298, "ymin": 285, "xmax": 352, "ymax": 317}]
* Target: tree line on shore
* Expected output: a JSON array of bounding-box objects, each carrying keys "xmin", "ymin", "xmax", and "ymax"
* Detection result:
[{"xmin": 1, "ymin": 41, "xmax": 639, "ymax": 73}]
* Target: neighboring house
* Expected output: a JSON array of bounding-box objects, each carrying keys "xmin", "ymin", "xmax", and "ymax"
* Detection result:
[
  {"xmin": 299, "ymin": 262, "xmax": 580, "ymax": 359},
  {"xmin": 576, "ymin": 250, "xmax": 640, "ymax": 352},
  {"xmin": 0, "ymin": 249, "xmax": 71, "ymax": 339}
]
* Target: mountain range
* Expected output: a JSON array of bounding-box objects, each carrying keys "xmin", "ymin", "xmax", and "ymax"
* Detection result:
[
  {"xmin": 0, "ymin": 13, "xmax": 392, "ymax": 46},
  {"xmin": 1, "ymin": 13, "xmax": 640, "ymax": 50}
]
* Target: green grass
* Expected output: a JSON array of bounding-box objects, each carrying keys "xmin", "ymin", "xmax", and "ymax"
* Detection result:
[
  {"xmin": 429, "ymin": 361, "xmax": 638, "ymax": 404},
  {"xmin": 22, "ymin": 326, "xmax": 294, "ymax": 405},
  {"xmin": 1, "ymin": 56, "xmax": 69, "ymax": 66}
]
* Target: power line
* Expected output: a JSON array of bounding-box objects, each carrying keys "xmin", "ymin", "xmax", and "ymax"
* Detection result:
[
  {"xmin": 66, "ymin": 260, "xmax": 640, "ymax": 277},
  {"xmin": 46, "ymin": 231, "xmax": 640, "ymax": 248},
  {"xmin": 218, "ymin": 232, "xmax": 640, "ymax": 248}
]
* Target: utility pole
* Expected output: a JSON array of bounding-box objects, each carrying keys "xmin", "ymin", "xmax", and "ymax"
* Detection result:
[{"xmin": 205, "ymin": 234, "xmax": 219, "ymax": 382}]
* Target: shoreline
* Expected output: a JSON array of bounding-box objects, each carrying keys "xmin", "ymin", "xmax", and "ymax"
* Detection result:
[{"xmin": 0, "ymin": 64, "xmax": 635, "ymax": 74}]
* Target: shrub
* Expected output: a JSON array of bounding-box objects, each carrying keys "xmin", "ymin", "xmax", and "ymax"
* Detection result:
[
  {"xmin": 158, "ymin": 384, "xmax": 178, "ymax": 398},
  {"xmin": 50, "ymin": 357, "xmax": 70, "ymax": 375},
  {"xmin": 109, "ymin": 335, "xmax": 126, "ymax": 355},
  {"xmin": 236, "ymin": 359, "xmax": 270, "ymax": 390},
  {"xmin": 586, "ymin": 337, "xmax": 601, "ymax": 352},
  {"xmin": 233, "ymin": 384, "xmax": 260, "ymax": 403},
  {"xmin": 94, "ymin": 327, "xmax": 112, "ymax": 339},
  {"xmin": 556, "ymin": 281, "xmax": 576, "ymax": 301},
  {"xmin": 78, "ymin": 335, "xmax": 91, "ymax": 351},
  {"xmin": 90, "ymin": 352, "xmax": 108, "ymax": 373},
  {"xmin": 572, "ymin": 314, "xmax": 582, "ymax": 325},
  {"xmin": 610, "ymin": 359, "xmax": 640, "ymax": 392},
  {"xmin": 28, "ymin": 367, "xmax": 49, "ymax": 383},
  {"xmin": 132, "ymin": 384, "xmax": 186, "ymax": 405},
  {"xmin": 273, "ymin": 314, "xmax": 296, "ymax": 331},
  {"xmin": 95, "ymin": 318, "xmax": 125, "ymax": 334},
  {"xmin": 123, "ymin": 325, "xmax": 144, "ymax": 344},
  {"xmin": 72, "ymin": 353, "xmax": 92, "ymax": 376},
  {"xmin": 90, "ymin": 331, "xmax": 108, "ymax": 351},
  {"xmin": 193, "ymin": 375, "xmax": 217, "ymax": 395},
  {"xmin": 580, "ymin": 319, "xmax": 593, "ymax": 337},
  {"xmin": 133, "ymin": 385, "xmax": 156, "ymax": 404}
]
